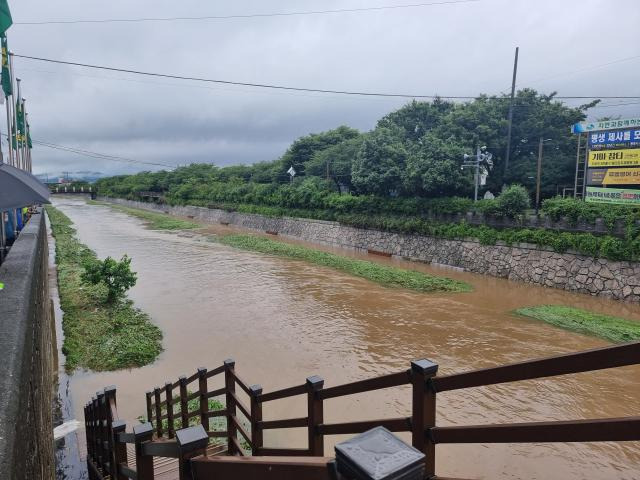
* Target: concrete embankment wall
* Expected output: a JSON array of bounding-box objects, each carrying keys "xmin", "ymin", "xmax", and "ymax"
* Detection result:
[
  {"xmin": 103, "ymin": 198, "xmax": 640, "ymax": 302},
  {"xmin": 0, "ymin": 212, "xmax": 55, "ymax": 480}
]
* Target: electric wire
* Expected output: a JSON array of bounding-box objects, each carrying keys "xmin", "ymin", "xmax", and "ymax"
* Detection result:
[
  {"xmin": 13, "ymin": 1, "xmax": 480, "ymax": 25},
  {"xmin": 12, "ymin": 53, "xmax": 640, "ymax": 100}
]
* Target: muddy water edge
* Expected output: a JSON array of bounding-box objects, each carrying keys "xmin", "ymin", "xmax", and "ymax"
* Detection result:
[{"xmin": 52, "ymin": 197, "xmax": 640, "ymax": 480}]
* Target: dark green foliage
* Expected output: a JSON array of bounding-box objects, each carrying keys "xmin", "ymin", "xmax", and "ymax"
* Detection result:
[
  {"xmin": 82, "ymin": 255, "xmax": 137, "ymax": 304},
  {"xmin": 494, "ymin": 184, "xmax": 530, "ymax": 218}
]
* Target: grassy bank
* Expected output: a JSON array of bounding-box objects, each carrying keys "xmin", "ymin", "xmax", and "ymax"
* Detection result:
[
  {"xmin": 218, "ymin": 234, "xmax": 471, "ymax": 293},
  {"xmin": 515, "ymin": 305, "xmax": 640, "ymax": 343},
  {"xmin": 47, "ymin": 206, "xmax": 163, "ymax": 371},
  {"xmin": 89, "ymin": 200, "xmax": 200, "ymax": 230}
]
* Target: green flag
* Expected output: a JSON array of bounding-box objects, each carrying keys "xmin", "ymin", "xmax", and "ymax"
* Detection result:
[
  {"xmin": 26, "ymin": 119, "xmax": 32, "ymax": 148},
  {"xmin": 1, "ymin": 35, "xmax": 11, "ymax": 97},
  {"xmin": 0, "ymin": 0, "xmax": 11, "ymax": 36}
]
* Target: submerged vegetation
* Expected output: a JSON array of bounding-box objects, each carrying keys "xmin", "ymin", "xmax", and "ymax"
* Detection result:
[
  {"xmin": 515, "ymin": 305, "xmax": 640, "ymax": 343},
  {"xmin": 218, "ymin": 234, "xmax": 471, "ymax": 293},
  {"xmin": 89, "ymin": 200, "xmax": 200, "ymax": 230},
  {"xmin": 47, "ymin": 206, "xmax": 163, "ymax": 371}
]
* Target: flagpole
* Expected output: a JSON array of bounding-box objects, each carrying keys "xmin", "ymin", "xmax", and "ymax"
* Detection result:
[
  {"xmin": 4, "ymin": 91, "xmax": 11, "ymax": 166},
  {"xmin": 9, "ymin": 52, "xmax": 19, "ymax": 169},
  {"xmin": 25, "ymin": 111, "xmax": 31, "ymax": 172},
  {"xmin": 15, "ymin": 77, "xmax": 21, "ymax": 170},
  {"xmin": 21, "ymin": 97, "xmax": 28, "ymax": 172}
]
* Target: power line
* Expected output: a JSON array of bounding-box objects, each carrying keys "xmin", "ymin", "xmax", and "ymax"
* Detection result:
[
  {"xmin": 4, "ymin": 134, "xmax": 178, "ymax": 168},
  {"xmin": 12, "ymin": 53, "xmax": 640, "ymax": 100},
  {"xmin": 14, "ymin": 0, "xmax": 480, "ymax": 25}
]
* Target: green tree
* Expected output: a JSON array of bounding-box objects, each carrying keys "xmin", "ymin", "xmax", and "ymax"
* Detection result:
[
  {"xmin": 305, "ymin": 135, "xmax": 364, "ymax": 189},
  {"xmin": 352, "ymin": 127, "xmax": 407, "ymax": 196},
  {"xmin": 82, "ymin": 255, "xmax": 137, "ymax": 304}
]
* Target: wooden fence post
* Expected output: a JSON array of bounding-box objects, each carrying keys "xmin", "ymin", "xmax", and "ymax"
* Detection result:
[
  {"xmin": 104, "ymin": 386, "xmax": 118, "ymax": 479},
  {"xmin": 154, "ymin": 387, "xmax": 163, "ymax": 437},
  {"xmin": 146, "ymin": 391, "xmax": 153, "ymax": 423},
  {"xmin": 411, "ymin": 359, "xmax": 439, "ymax": 478},
  {"xmin": 96, "ymin": 391, "xmax": 107, "ymax": 473},
  {"xmin": 91, "ymin": 396, "xmax": 100, "ymax": 475},
  {"xmin": 179, "ymin": 375, "xmax": 189, "ymax": 429},
  {"xmin": 165, "ymin": 382, "xmax": 175, "ymax": 438},
  {"xmin": 249, "ymin": 384, "xmax": 263, "ymax": 455},
  {"xmin": 176, "ymin": 425, "xmax": 209, "ymax": 480},
  {"xmin": 198, "ymin": 367, "xmax": 208, "ymax": 432},
  {"xmin": 133, "ymin": 423, "xmax": 155, "ymax": 480},
  {"xmin": 112, "ymin": 420, "xmax": 128, "ymax": 480},
  {"xmin": 85, "ymin": 401, "xmax": 96, "ymax": 479},
  {"xmin": 224, "ymin": 359, "xmax": 237, "ymax": 455},
  {"xmin": 306, "ymin": 375, "xmax": 324, "ymax": 456}
]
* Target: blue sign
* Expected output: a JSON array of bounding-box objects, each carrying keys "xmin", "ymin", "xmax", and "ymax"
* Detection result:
[
  {"xmin": 588, "ymin": 128, "xmax": 640, "ymax": 149},
  {"xmin": 572, "ymin": 118, "xmax": 640, "ymax": 134}
]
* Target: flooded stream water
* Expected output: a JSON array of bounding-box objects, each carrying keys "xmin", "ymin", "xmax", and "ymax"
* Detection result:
[{"xmin": 53, "ymin": 197, "xmax": 640, "ymax": 479}]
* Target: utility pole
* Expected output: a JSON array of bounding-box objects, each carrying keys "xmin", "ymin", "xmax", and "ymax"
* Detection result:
[
  {"xmin": 536, "ymin": 137, "xmax": 543, "ymax": 215},
  {"xmin": 462, "ymin": 145, "xmax": 493, "ymax": 202},
  {"xmin": 535, "ymin": 138, "xmax": 552, "ymax": 215},
  {"xmin": 503, "ymin": 47, "xmax": 519, "ymax": 182}
]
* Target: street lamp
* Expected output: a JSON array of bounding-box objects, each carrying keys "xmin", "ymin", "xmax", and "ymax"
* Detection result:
[
  {"xmin": 462, "ymin": 145, "xmax": 493, "ymax": 202},
  {"xmin": 535, "ymin": 138, "xmax": 553, "ymax": 215}
]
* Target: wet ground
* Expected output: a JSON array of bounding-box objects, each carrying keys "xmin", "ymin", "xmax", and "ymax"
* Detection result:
[{"xmin": 52, "ymin": 197, "xmax": 640, "ymax": 479}]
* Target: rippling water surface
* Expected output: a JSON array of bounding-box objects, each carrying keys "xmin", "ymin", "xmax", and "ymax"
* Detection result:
[{"xmin": 53, "ymin": 197, "xmax": 640, "ymax": 479}]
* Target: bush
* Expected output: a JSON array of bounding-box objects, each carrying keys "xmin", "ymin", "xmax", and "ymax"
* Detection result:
[
  {"xmin": 495, "ymin": 185, "xmax": 530, "ymax": 218},
  {"xmin": 82, "ymin": 255, "xmax": 137, "ymax": 304}
]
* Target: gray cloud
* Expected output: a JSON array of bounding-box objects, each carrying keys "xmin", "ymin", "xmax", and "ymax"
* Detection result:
[{"xmin": 5, "ymin": 0, "xmax": 640, "ymax": 177}]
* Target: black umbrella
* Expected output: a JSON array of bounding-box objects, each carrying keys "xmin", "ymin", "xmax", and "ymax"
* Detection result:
[{"xmin": 0, "ymin": 162, "xmax": 50, "ymax": 210}]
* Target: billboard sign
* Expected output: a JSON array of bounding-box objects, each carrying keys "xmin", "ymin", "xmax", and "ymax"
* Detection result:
[
  {"xmin": 588, "ymin": 148, "xmax": 640, "ymax": 167},
  {"xmin": 588, "ymin": 128, "xmax": 640, "ymax": 150},
  {"xmin": 587, "ymin": 167, "xmax": 640, "ymax": 186},
  {"xmin": 585, "ymin": 186, "xmax": 640, "ymax": 205},
  {"xmin": 572, "ymin": 118, "xmax": 640, "ymax": 134}
]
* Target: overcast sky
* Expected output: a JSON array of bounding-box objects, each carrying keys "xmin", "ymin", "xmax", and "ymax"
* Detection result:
[{"xmin": 6, "ymin": 0, "xmax": 640, "ymax": 178}]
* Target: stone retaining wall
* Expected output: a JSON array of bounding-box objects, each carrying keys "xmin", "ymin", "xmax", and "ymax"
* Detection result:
[
  {"xmin": 103, "ymin": 198, "xmax": 640, "ymax": 302},
  {"xmin": 0, "ymin": 212, "xmax": 55, "ymax": 480}
]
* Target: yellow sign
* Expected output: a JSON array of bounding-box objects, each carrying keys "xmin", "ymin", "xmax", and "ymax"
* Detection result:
[
  {"xmin": 602, "ymin": 167, "xmax": 640, "ymax": 185},
  {"xmin": 588, "ymin": 148, "xmax": 640, "ymax": 167}
]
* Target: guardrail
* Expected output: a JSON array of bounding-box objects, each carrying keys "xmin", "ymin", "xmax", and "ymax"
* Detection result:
[{"xmin": 85, "ymin": 341, "xmax": 640, "ymax": 479}]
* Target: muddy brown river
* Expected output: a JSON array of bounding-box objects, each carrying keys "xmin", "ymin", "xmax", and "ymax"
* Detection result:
[{"xmin": 53, "ymin": 197, "xmax": 640, "ymax": 479}]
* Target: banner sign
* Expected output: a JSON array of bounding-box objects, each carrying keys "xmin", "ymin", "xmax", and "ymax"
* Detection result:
[
  {"xmin": 588, "ymin": 128, "xmax": 640, "ymax": 149},
  {"xmin": 588, "ymin": 167, "xmax": 640, "ymax": 185},
  {"xmin": 572, "ymin": 118, "xmax": 640, "ymax": 134},
  {"xmin": 585, "ymin": 187, "xmax": 640, "ymax": 204},
  {"xmin": 588, "ymin": 148, "xmax": 640, "ymax": 167}
]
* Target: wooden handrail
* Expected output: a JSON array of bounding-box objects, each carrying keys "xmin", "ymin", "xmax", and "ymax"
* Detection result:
[
  {"xmin": 259, "ymin": 417, "xmax": 308, "ymax": 430},
  {"xmin": 318, "ymin": 370, "xmax": 410, "ymax": 400},
  {"xmin": 258, "ymin": 383, "xmax": 307, "ymax": 403},
  {"xmin": 430, "ymin": 417, "xmax": 640, "ymax": 444},
  {"xmin": 318, "ymin": 417, "xmax": 412, "ymax": 436},
  {"xmin": 432, "ymin": 341, "xmax": 640, "ymax": 392},
  {"xmin": 190, "ymin": 455, "xmax": 334, "ymax": 479}
]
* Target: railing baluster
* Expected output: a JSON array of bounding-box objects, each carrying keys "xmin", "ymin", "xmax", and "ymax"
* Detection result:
[
  {"xmin": 112, "ymin": 420, "xmax": 128, "ymax": 480},
  {"xmin": 154, "ymin": 387, "xmax": 163, "ymax": 437},
  {"xmin": 411, "ymin": 359, "xmax": 439, "ymax": 478},
  {"xmin": 198, "ymin": 367, "xmax": 208, "ymax": 432},
  {"xmin": 306, "ymin": 375, "xmax": 324, "ymax": 456},
  {"xmin": 134, "ymin": 423, "xmax": 155, "ymax": 480},
  {"xmin": 91, "ymin": 396, "xmax": 99, "ymax": 477},
  {"xmin": 146, "ymin": 391, "xmax": 153, "ymax": 423},
  {"xmin": 179, "ymin": 375, "xmax": 189, "ymax": 429},
  {"xmin": 165, "ymin": 382, "xmax": 175, "ymax": 438},
  {"xmin": 249, "ymin": 384, "xmax": 263, "ymax": 455},
  {"xmin": 104, "ymin": 386, "xmax": 118, "ymax": 479},
  {"xmin": 97, "ymin": 391, "xmax": 107, "ymax": 473},
  {"xmin": 224, "ymin": 359, "xmax": 237, "ymax": 455}
]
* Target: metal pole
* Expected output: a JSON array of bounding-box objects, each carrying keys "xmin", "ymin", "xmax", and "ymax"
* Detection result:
[
  {"xmin": 503, "ymin": 46, "xmax": 519, "ymax": 181},
  {"xmin": 474, "ymin": 145, "xmax": 480, "ymax": 202},
  {"xmin": 536, "ymin": 137, "xmax": 543, "ymax": 215},
  {"xmin": 5, "ymin": 95, "xmax": 12, "ymax": 166},
  {"xmin": 573, "ymin": 133, "xmax": 582, "ymax": 199},
  {"xmin": 21, "ymin": 97, "xmax": 28, "ymax": 172},
  {"xmin": 12, "ymin": 71, "xmax": 20, "ymax": 169}
]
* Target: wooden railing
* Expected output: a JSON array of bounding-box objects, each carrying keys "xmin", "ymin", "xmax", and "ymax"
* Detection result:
[{"xmin": 84, "ymin": 341, "xmax": 640, "ymax": 480}]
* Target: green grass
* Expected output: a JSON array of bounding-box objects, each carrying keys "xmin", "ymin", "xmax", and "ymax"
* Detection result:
[
  {"xmin": 218, "ymin": 234, "xmax": 471, "ymax": 293},
  {"xmin": 46, "ymin": 206, "xmax": 163, "ymax": 371},
  {"xmin": 88, "ymin": 200, "xmax": 200, "ymax": 230},
  {"xmin": 515, "ymin": 305, "xmax": 640, "ymax": 343}
]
